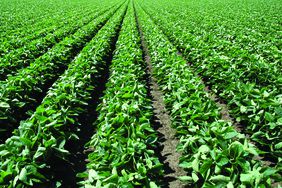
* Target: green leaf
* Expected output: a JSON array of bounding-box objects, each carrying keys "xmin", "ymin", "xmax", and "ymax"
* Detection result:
[
  {"xmin": 122, "ymin": 93, "xmax": 133, "ymax": 99},
  {"xmin": 240, "ymin": 106, "xmax": 247, "ymax": 113},
  {"xmin": 0, "ymin": 102, "xmax": 10, "ymax": 108},
  {"xmin": 229, "ymin": 141, "xmax": 244, "ymax": 159},
  {"xmin": 227, "ymin": 182, "xmax": 234, "ymax": 188},
  {"xmin": 0, "ymin": 171, "xmax": 13, "ymax": 183},
  {"xmin": 19, "ymin": 168, "xmax": 28, "ymax": 183},
  {"xmin": 210, "ymin": 175, "xmax": 230, "ymax": 182},
  {"xmin": 192, "ymin": 158, "xmax": 199, "ymax": 172},
  {"xmin": 277, "ymin": 118, "xmax": 282, "ymax": 125},
  {"xmin": 88, "ymin": 169, "xmax": 99, "ymax": 180},
  {"xmin": 149, "ymin": 181, "xmax": 158, "ymax": 188},
  {"xmin": 240, "ymin": 173, "xmax": 252, "ymax": 183},
  {"xmin": 179, "ymin": 161, "xmax": 192, "ymax": 169},
  {"xmin": 217, "ymin": 157, "xmax": 229, "ymax": 166},
  {"xmin": 0, "ymin": 150, "xmax": 9, "ymax": 156},
  {"xmin": 263, "ymin": 168, "xmax": 277, "ymax": 177},
  {"xmin": 198, "ymin": 145, "xmax": 210, "ymax": 153},
  {"xmin": 224, "ymin": 132, "xmax": 238, "ymax": 139},
  {"xmin": 179, "ymin": 176, "xmax": 193, "ymax": 182},
  {"xmin": 19, "ymin": 137, "xmax": 32, "ymax": 147},
  {"xmin": 192, "ymin": 172, "xmax": 199, "ymax": 182},
  {"xmin": 275, "ymin": 142, "xmax": 282, "ymax": 149},
  {"xmin": 200, "ymin": 159, "xmax": 212, "ymax": 174},
  {"xmin": 264, "ymin": 112, "xmax": 274, "ymax": 122},
  {"xmin": 33, "ymin": 147, "xmax": 46, "ymax": 160}
]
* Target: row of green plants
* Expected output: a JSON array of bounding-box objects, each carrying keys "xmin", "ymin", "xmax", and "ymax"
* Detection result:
[
  {"xmin": 0, "ymin": 4, "xmax": 116, "ymax": 80},
  {"xmin": 135, "ymin": 2, "xmax": 279, "ymax": 187},
  {"xmin": 140, "ymin": 0, "xmax": 281, "ymax": 88},
  {"xmin": 138, "ymin": 0, "xmax": 281, "ymax": 167},
  {"xmin": 0, "ymin": 4, "xmax": 127, "ymax": 187},
  {"xmin": 0, "ymin": 0, "xmax": 72, "ymax": 34},
  {"xmin": 0, "ymin": 6, "xmax": 94, "ymax": 56},
  {"xmin": 0, "ymin": 3, "xmax": 123, "ymax": 143},
  {"xmin": 78, "ymin": 2, "xmax": 163, "ymax": 187}
]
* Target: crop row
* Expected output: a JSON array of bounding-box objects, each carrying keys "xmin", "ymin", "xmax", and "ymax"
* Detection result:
[
  {"xmin": 0, "ymin": 0, "xmax": 91, "ymax": 34},
  {"xmin": 135, "ymin": 2, "xmax": 279, "ymax": 187},
  {"xmin": 0, "ymin": 2, "xmax": 124, "ymax": 143},
  {"xmin": 0, "ymin": 3, "xmax": 127, "ymax": 187},
  {"xmin": 0, "ymin": 6, "xmax": 95, "ymax": 56},
  {"xmin": 138, "ymin": 0, "xmax": 281, "ymax": 169},
  {"xmin": 0, "ymin": 0, "xmax": 280, "ymax": 187},
  {"xmin": 0, "ymin": 4, "xmax": 117, "ymax": 80},
  {"xmin": 78, "ymin": 2, "xmax": 163, "ymax": 187}
]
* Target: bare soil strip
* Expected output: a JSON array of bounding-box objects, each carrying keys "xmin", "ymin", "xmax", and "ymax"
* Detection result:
[
  {"xmin": 51, "ymin": 7, "xmax": 128, "ymax": 187},
  {"xmin": 149, "ymin": 65, "xmax": 187, "ymax": 188},
  {"xmin": 135, "ymin": 3, "xmax": 279, "ymax": 186},
  {"xmin": 176, "ymin": 51, "xmax": 244, "ymax": 132},
  {"xmin": 134, "ymin": 4, "xmax": 187, "ymax": 188}
]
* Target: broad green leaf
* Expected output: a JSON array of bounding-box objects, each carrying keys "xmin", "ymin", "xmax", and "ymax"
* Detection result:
[
  {"xmin": 264, "ymin": 112, "xmax": 274, "ymax": 122},
  {"xmin": 0, "ymin": 102, "xmax": 10, "ymax": 108},
  {"xmin": 275, "ymin": 142, "xmax": 282, "ymax": 149},
  {"xmin": 179, "ymin": 161, "xmax": 192, "ymax": 169},
  {"xmin": 217, "ymin": 157, "xmax": 229, "ymax": 166},
  {"xmin": 263, "ymin": 168, "xmax": 277, "ymax": 176},
  {"xmin": 192, "ymin": 172, "xmax": 199, "ymax": 182},
  {"xmin": 224, "ymin": 132, "xmax": 238, "ymax": 139},
  {"xmin": 19, "ymin": 168, "xmax": 28, "ymax": 183},
  {"xmin": 240, "ymin": 106, "xmax": 247, "ymax": 113},
  {"xmin": 227, "ymin": 182, "xmax": 234, "ymax": 188},
  {"xmin": 198, "ymin": 145, "xmax": 210, "ymax": 153},
  {"xmin": 240, "ymin": 173, "xmax": 252, "ymax": 183},
  {"xmin": 149, "ymin": 182, "xmax": 158, "ymax": 188},
  {"xmin": 200, "ymin": 159, "xmax": 212, "ymax": 174},
  {"xmin": 210, "ymin": 175, "xmax": 230, "ymax": 182},
  {"xmin": 192, "ymin": 158, "xmax": 199, "ymax": 172},
  {"xmin": 179, "ymin": 176, "xmax": 193, "ymax": 182},
  {"xmin": 229, "ymin": 141, "xmax": 244, "ymax": 159}
]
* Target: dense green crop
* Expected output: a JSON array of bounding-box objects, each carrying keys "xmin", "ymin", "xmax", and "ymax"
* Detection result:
[
  {"xmin": 0, "ymin": 0, "xmax": 280, "ymax": 187},
  {"xmin": 0, "ymin": 1, "xmax": 126, "ymax": 186},
  {"xmin": 135, "ymin": 2, "xmax": 279, "ymax": 186},
  {"xmin": 78, "ymin": 2, "xmax": 163, "ymax": 187},
  {"xmin": 138, "ymin": 0, "xmax": 282, "ymax": 171}
]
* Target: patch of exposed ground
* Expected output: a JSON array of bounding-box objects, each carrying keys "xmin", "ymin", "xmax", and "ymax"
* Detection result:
[
  {"xmin": 139, "ymin": 6, "xmax": 280, "ymax": 186},
  {"xmin": 149, "ymin": 65, "xmax": 187, "ymax": 188},
  {"xmin": 134, "ymin": 5, "xmax": 187, "ymax": 187}
]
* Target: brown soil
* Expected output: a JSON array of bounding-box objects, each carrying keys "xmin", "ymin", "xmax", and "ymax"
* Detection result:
[
  {"xmin": 151, "ymin": 82, "xmax": 187, "ymax": 188},
  {"xmin": 175, "ymin": 51, "xmax": 277, "ymax": 176},
  {"xmin": 177, "ymin": 51, "xmax": 244, "ymax": 132},
  {"xmin": 203, "ymin": 85, "xmax": 244, "ymax": 132},
  {"xmin": 148, "ymin": 57, "xmax": 187, "ymax": 188},
  {"xmin": 134, "ymin": 7, "xmax": 187, "ymax": 188}
]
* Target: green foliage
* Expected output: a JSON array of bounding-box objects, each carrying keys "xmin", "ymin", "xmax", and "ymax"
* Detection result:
[
  {"xmin": 135, "ymin": 2, "xmax": 279, "ymax": 186},
  {"xmin": 0, "ymin": 4, "xmax": 127, "ymax": 187},
  {"xmin": 0, "ymin": 3, "xmax": 122, "ymax": 143},
  {"xmin": 139, "ymin": 0, "xmax": 281, "ymax": 174},
  {"xmin": 78, "ymin": 3, "xmax": 163, "ymax": 187}
]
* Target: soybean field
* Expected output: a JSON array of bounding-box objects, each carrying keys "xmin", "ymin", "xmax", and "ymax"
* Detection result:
[{"xmin": 0, "ymin": 0, "xmax": 281, "ymax": 187}]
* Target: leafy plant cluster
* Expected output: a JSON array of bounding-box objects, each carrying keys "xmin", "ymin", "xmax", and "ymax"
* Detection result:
[
  {"xmin": 0, "ymin": 4, "xmax": 96, "ymax": 57},
  {"xmin": 0, "ymin": 0, "xmax": 82, "ymax": 40},
  {"xmin": 138, "ymin": 0, "xmax": 282, "ymax": 169},
  {"xmin": 0, "ymin": 3, "xmax": 123, "ymax": 143},
  {"xmin": 0, "ymin": 3, "xmax": 127, "ymax": 187},
  {"xmin": 79, "ymin": 2, "xmax": 163, "ymax": 187},
  {"xmin": 135, "ymin": 2, "xmax": 279, "ymax": 187},
  {"xmin": 0, "ymin": 0, "xmax": 280, "ymax": 187},
  {"xmin": 0, "ymin": 5, "xmax": 115, "ymax": 80}
]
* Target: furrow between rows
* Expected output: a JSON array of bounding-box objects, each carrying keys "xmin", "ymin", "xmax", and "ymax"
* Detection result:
[
  {"xmin": 0, "ymin": 3, "xmax": 128, "ymax": 187},
  {"xmin": 0, "ymin": 2, "xmax": 125, "ymax": 143}
]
